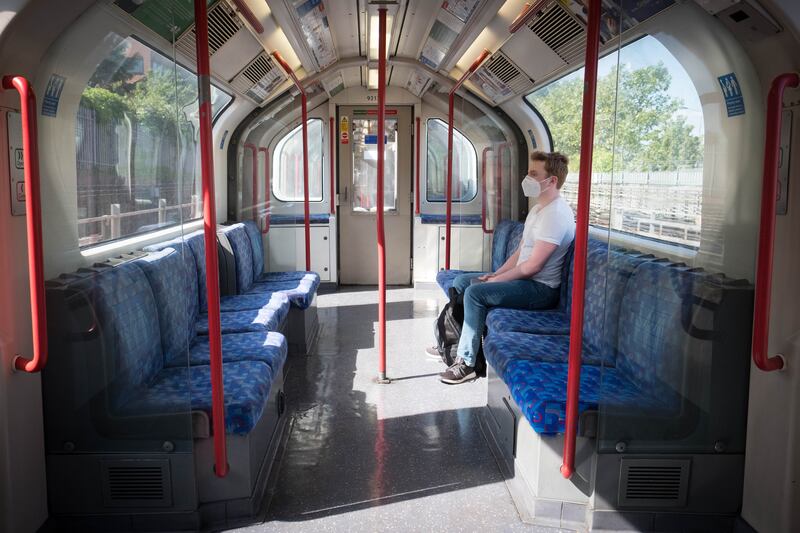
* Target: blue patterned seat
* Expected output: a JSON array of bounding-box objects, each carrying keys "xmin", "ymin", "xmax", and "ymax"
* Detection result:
[
  {"xmin": 435, "ymin": 269, "xmax": 480, "ymax": 294},
  {"xmin": 503, "ymin": 361, "xmax": 670, "ymax": 435},
  {"xmin": 126, "ymin": 361, "xmax": 273, "ymax": 435},
  {"xmin": 486, "ymin": 308, "xmax": 570, "ymax": 335},
  {"xmin": 195, "ymin": 302, "xmax": 289, "ymax": 335},
  {"xmin": 187, "ymin": 331, "xmax": 288, "ymax": 378}
]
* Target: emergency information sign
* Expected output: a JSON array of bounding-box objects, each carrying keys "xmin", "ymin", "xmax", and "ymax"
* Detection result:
[{"xmin": 7, "ymin": 111, "xmax": 25, "ymax": 216}]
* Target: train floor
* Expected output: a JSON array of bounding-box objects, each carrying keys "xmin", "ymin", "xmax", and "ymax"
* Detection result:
[{"xmin": 228, "ymin": 286, "xmax": 564, "ymax": 533}]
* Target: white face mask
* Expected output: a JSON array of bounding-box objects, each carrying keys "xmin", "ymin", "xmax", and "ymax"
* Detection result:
[{"xmin": 521, "ymin": 175, "xmax": 551, "ymax": 198}]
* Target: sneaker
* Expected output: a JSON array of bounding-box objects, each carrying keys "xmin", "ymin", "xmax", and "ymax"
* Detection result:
[
  {"xmin": 425, "ymin": 345, "xmax": 442, "ymax": 360},
  {"xmin": 439, "ymin": 360, "xmax": 477, "ymax": 384}
]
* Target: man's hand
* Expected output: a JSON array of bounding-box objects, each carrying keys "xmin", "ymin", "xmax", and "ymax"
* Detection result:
[{"xmin": 478, "ymin": 273, "xmax": 494, "ymax": 281}]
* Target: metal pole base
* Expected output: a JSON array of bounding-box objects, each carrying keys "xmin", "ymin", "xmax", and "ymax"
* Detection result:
[{"xmin": 376, "ymin": 372, "xmax": 391, "ymax": 384}]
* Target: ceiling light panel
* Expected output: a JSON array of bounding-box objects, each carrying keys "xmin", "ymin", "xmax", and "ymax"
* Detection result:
[
  {"xmin": 290, "ymin": 0, "xmax": 338, "ymax": 70},
  {"xmin": 368, "ymin": 13, "xmax": 393, "ymax": 61}
]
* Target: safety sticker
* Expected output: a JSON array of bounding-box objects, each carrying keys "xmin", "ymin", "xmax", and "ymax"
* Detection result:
[
  {"xmin": 7, "ymin": 111, "xmax": 25, "ymax": 216},
  {"xmin": 718, "ymin": 73, "xmax": 745, "ymax": 117},
  {"xmin": 340, "ymin": 116, "xmax": 349, "ymax": 144},
  {"xmin": 42, "ymin": 74, "xmax": 66, "ymax": 117}
]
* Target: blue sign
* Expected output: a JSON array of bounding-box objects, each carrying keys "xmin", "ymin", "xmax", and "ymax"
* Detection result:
[
  {"xmin": 718, "ymin": 73, "xmax": 745, "ymax": 117},
  {"xmin": 364, "ymin": 134, "xmax": 388, "ymax": 145},
  {"xmin": 41, "ymin": 74, "xmax": 66, "ymax": 117}
]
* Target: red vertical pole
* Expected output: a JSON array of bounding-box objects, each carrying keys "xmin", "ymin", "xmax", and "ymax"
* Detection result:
[
  {"xmin": 415, "ymin": 117, "xmax": 421, "ymax": 215},
  {"xmin": 330, "ymin": 117, "xmax": 336, "ymax": 215},
  {"xmin": 3, "ymin": 76, "xmax": 47, "ymax": 373},
  {"xmin": 445, "ymin": 93, "xmax": 454, "ymax": 269},
  {"xmin": 377, "ymin": 8, "xmax": 388, "ymax": 382},
  {"xmin": 561, "ymin": 0, "xmax": 601, "ymax": 480},
  {"xmin": 193, "ymin": 0, "xmax": 228, "ymax": 478},
  {"xmin": 258, "ymin": 147, "xmax": 270, "ymax": 234}
]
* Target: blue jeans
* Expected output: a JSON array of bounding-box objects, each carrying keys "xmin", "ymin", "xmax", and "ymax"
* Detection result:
[{"xmin": 453, "ymin": 273, "xmax": 559, "ymax": 367}]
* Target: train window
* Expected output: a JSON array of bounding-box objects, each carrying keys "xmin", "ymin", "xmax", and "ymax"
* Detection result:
[
  {"xmin": 272, "ymin": 119, "xmax": 324, "ymax": 202},
  {"xmin": 426, "ymin": 118, "xmax": 477, "ymax": 202},
  {"xmin": 75, "ymin": 36, "xmax": 232, "ymax": 248},
  {"xmin": 351, "ymin": 117, "xmax": 399, "ymax": 212},
  {"xmin": 525, "ymin": 35, "xmax": 704, "ymax": 249}
]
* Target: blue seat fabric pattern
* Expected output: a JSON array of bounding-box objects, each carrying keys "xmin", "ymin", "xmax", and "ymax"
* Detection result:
[
  {"xmin": 187, "ymin": 331, "xmax": 288, "ymax": 377},
  {"xmin": 195, "ymin": 304, "xmax": 289, "ymax": 335},
  {"xmin": 435, "ymin": 269, "xmax": 480, "ymax": 294},
  {"xmin": 419, "ymin": 214, "xmax": 482, "ymax": 225},
  {"xmin": 248, "ymin": 275, "xmax": 320, "ymax": 309},
  {"xmin": 486, "ymin": 307, "xmax": 570, "ymax": 335}
]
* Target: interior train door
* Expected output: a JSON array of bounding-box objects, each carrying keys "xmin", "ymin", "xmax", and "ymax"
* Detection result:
[{"xmin": 337, "ymin": 106, "xmax": 412, "ymax": 285}]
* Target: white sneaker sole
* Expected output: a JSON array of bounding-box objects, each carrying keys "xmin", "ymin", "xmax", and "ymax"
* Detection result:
[{"xmin": 439, "ymin": 371, "xmax": 477, "ymax": 385}]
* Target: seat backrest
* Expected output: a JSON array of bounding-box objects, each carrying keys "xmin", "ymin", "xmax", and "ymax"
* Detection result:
[
  {"xmin": 505, "ymin": 222, "xmax": 525, "ymax": 263},
  {"xmin": 218, "ymin": 223, "xmax": 255, "ymax": 294},
  {"xmin": 242, "ymin": 220, "xmax": 264, "ymax": 278},
  {"xmin": 490, "ymin": 220, "xmax": 516, "ymax": 271},
  {"xmin": 134, "ymin": 248, "xmax": 198, "ymax": 366},
  {"xmin": 143, "ymin": 230, "xmax": 206, "ymax": 311},
  {"xmin": 73, "ymin": 263, "xmax": 164, "ymax": 410}
]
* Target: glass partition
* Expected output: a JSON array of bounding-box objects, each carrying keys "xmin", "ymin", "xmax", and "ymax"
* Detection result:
[{"xmin": 351, "ymin": 117, "xmax": 398, "ymax": 212}]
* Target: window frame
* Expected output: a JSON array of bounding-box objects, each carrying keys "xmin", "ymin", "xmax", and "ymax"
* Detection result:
[
  {"xmin": 425, "ymin": 117, "xmax": 479, "ymax": 203},
  {"xmin": 271, "ymin": 118, "xmax": 325, "ymax": 203}
]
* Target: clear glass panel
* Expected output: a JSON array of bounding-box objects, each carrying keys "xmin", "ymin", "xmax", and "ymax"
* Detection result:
[
  {"xmin": 272, "ymin": 119, "xmax": 324, "ymax": 202},
  {"xmin": 351, "ymin": 117, "xmax": 398, "ymax": 212},
  {"xmin": 426, "ymin": 118, "xmax": 477, "ymax": 202},
  {"xmin": 75, "ymin": 35, "xmax": 231, "ymax": 248}
]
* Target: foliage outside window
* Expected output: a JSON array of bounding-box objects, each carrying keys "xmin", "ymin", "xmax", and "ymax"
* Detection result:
[
  {"xmin": 525, "ymin": 36, "xmax": 704, "ymax": 249},
  {"xmin": 272, "ymin": 119, "xmax": 324, "ymax": 202},
  {"xmin": 75, "ymin": 35, "xmax": 232, "ymax": 248},
  {"xmin": 426, "ymin": 118, "xmax": 477, "ymax": 202}
]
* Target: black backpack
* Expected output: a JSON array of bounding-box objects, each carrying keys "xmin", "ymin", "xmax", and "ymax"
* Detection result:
[{"xmin": 433, "ymin": 287, "xmax": 486, "ymax": 374}]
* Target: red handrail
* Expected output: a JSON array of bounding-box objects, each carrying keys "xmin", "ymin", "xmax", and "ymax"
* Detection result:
[
  {"xmin": 230, "ymin": 0, "xmax": 264, "ymax": 34},
  {"xmin": 481, "ymin": 147, "xmax": 494, "ymax": 234},
  {"xmin": 194, "ymin": 0, "xmax": 228, "ymax": 478},
  {"xmin": 272, "ymin": 51, "xmax": 311, "ymax": 271},
  {"xmin": 258, "ymin": 147, "xmax": 270, "ymax": 234},
  {"xmin": 561, "ymin": 0, "xmax": 600, "ymax": 480},
  {"xmin": 415, "ymin": 116, "xmax": 421, "ymax": 215},
  {"xmin": 3, "ymin": 76, "xmax": 47, "ymax": 373},
  {"xmin": 329, "ymin": 117, "xmax": 336, "ymax": 215},
  {"xmin": 445, "ymin": 49, "xmax": 491, "ymax": 268},
  {"xmin": 243, "ymin": 143, "xmax": 258, "ymax": 222},
  {"xmin": 509, "ymin": 0, "xmax": 550, "ymax": 34},
  {"xmin": 752, "ymin": 72, "xmax": 799, "ymax": 372},
  {"xmin": 377, "ymin": 8, "xmax": 388, "ymax": 382}
]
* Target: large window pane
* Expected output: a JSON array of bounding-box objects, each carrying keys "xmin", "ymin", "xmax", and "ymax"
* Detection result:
[
  {"xmin": 351, "ymin": 118, "xmax": 398, "ymax": 212},
  {"xmin": 273, "ymin": 119, "xmax": 324, "ymax": 202},
  {"xmin": 525, "ymin": 35, "xmax": 704, "ymax": 249},
  {"xmin": 426, "ymin": 118, "xmax": 477, "ymax": 202},
  {"xmin": 75, "ymin": 36, "xmax": 232, "ymax": 248}
]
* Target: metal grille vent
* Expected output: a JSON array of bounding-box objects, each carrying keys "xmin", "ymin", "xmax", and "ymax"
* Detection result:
[
  {"xmin": 482, "ymin": 52, "xmax": 533, "ymax": 94},
  {"xmin": 232, "ymin": 52, "xmax": 286, "ymax": 103},
  {"xmin": 241, "ymin": 54, "xmax": 274, "ymax": 85},
  {"xmin": 618, "ymin": 459, "xmax": 690, "ymax": 508},
  {"xmin": 528, "ymin": 2, "xmax": 585, "ymax": 63},
  {"xmin": 102, "ymin": 461, "xmax": 171, "ymax": 507},
  {"xmin": 175, "ymin": 1, "xmax": 243, "ymax": 58}
]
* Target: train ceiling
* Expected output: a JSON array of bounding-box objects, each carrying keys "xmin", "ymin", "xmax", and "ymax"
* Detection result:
[{"xmin": 113, "ymin": 0, "xmax": 678, "ymax": 108}]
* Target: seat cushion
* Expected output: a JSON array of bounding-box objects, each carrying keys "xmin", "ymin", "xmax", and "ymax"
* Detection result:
[
  {"xmin": 187, "ymin": 331, "xmax": 288, "ymax": 378},
  {"xmin": 256, "ymin": 271, "xmax": 318, "ymax": 283},
  {"xmin": 196, "ymin": 301, "xmax": 290, "ymax": 335},
  {"xmin": 435, "ymin": 269, "xmax": 480, "ymax": 295},
  {"xmin": 503, "ymin": 361, "xmax": 667, "ymax": 435},
  {"xmin": 127, "ymin": 361, "xmax": 273, "ymax": 435},
  {"xmin": 486, "ymin": 308, "xmax": 570, "ymax": 335},
  {"xmin": 219, "ymin": 291, "xmax": 291, "ymax": 312},
  {"xmin": 248, "ymin": 273, "xmax": 321, "ymax": 309},
  {"xmin": 484, "ymin": 331, "xmax": 612, "ymax": 380}
]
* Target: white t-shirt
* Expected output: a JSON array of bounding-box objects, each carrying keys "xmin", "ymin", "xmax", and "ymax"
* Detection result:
[{"xmin": 516, "ymin": 196, "xmax": 576, "ymax": 288}]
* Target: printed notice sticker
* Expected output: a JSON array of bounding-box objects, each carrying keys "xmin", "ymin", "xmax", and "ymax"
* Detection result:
[
  {"xmin": 718, "ymin": 73, "xmax": 745, "ymax": 117},
  {"xmin": 42, "ymin": 74, "xmax": 66, "ymax": 117},
  {"xmin": 7, "ymin": 111, "xmax": 25, "ymax": 215}
]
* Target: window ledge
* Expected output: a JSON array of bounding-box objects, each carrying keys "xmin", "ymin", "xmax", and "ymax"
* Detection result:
[
  {"xmin": 589, "ymin": 226, "xmax": 697, "ymax": 263},
  {"xmin": 80, "ymin": 220, "xmax": 204, "ymax": 259}
]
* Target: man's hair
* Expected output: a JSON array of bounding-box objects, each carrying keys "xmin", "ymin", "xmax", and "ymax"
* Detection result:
[{"xmin": 530, "ymin": 151, "xmax": 569, "ymax": 189}]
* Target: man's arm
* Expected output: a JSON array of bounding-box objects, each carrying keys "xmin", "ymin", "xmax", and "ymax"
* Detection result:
[
  {"xmin": 478, "ymin": 249, "xmax": 520, "ymax": 280},
  {"xmin": 488, "ymin": 241, "xmax": 558, "ymax": 283}
]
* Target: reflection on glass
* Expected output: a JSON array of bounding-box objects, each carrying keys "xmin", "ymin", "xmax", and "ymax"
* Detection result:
[
  {"xmin": 75, "ymin": 35, "xmax": 232, "ymax": 248},
  {"xmin": 273, "ymin": 119, "xmax": 324, "ymax": 202},
  {"xmin": 526, "ymin": 35, "xmax": 704, "ymax": 249},
  {"xmin": 351, "ymin": 118, "xmax": 397, "ymax": 212},
  {"xmin": 426, "ymin": 118, "xmax": 477, "ymax": 202}
]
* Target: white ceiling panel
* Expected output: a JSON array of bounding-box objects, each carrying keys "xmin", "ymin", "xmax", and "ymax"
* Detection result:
[
  {"xmin": 396, "ymin": 0, "xmax": 440, "ymax": 58},
  {"xmin": 326, "ymin": 0, "xmax": 362, "ymax": 58}
]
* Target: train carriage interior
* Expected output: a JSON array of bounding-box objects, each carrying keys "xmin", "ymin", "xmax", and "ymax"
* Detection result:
[{"xmin": 1, "ymin": 0, "xmax": 799, "ymax": 531}]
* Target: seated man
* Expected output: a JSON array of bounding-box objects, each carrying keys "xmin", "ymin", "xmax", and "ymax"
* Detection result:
[{"xmin": 438, "ymin": 151, "xmax": 576, "ymax": 384}]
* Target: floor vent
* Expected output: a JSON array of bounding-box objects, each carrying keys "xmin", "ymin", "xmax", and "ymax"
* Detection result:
[
  {"xmin": 528, "ymin": 2, "xmax": 585, "ymax": 64},
  {"xmin": 618, "ymin": 459, "xmax": 690, "ymax": 508},
  {"xmin": 102, "ymin": 460, "xmax": 172, "ymax": 508}
]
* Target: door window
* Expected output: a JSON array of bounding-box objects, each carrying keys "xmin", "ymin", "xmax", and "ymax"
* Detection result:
[{"xmin": 350, "ymin": 118, "xmax": 398, "ymax": 212}]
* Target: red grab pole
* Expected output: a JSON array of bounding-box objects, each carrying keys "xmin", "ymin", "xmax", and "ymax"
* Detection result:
[
  {"xmin": 415, "ymin": 117, "xmax": 421, "ymax": 215},
  {"xmin": 258, "ymin": 147, "xmax": 270, "ymax": 234},
  {"xmin": 446, "ymin": 49, "xmax": 491, "ymax": 269},
  {"xmin": 272, "ymin": 51, "xmax": 311, "ymax": 271},
  {"xmin": 561, "ymin": 0, "xmax": 601, "ymax": 480},
  {"xmin": 244, "ymin": 143, "xmax": 258, "ymax": 222},
  {"xmin": 230, "ymin": 0, "xmax": 264, "ymax": 34},
  {"xmin": 377, "ymin": 8, "xmax": 388, "ymax": 382},
  {"xmin": 329, "ymin": 117, "xmax": 336, "ymax": 215},
  {"xmin": 508, "ymin": 0, "xmax": 550, "ymax": 33},
  {"xmin": 194, "ymin": 0, "xmax": 228, "ymax": 478},
  {"xmin": 3, "ymin": 76, "xmax": 47, "ymax": 373},
  {"xmin": 481, "ymin": 147, "xmax": 494, "ymax": 234},
  {"xmin": 752, "ymin": 72, "xmax": 799, "ymax": 372}
]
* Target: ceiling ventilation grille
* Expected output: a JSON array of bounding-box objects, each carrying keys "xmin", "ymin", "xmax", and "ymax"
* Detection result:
[
  {"xmin": 231, "ymin": 52, "xmax": 286, "ymax": 103},
  {"xmin": 175, "ymin": 1, "xmax": 243, "ymax": 59},
  {"xmin": 528, "ymin": 2, "xmax": 585, "ymax": 64},
  {"xmin": 101, "ymin": 461, "xmax": 171, "ymax": 507},
  {"xmin": 618, "ymin": 459, "xmax": 690, "ymax": 508},
  {"xmin": 479, "ymin": 52, "xmax": 534, "ymax": 98},
  {"xmin": 241, "ymin": 54, "xmax": 274, "ymax": 85}
]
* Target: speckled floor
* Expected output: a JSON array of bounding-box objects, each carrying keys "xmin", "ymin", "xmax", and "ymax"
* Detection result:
[{"xmin": 227, "ymin": 287, "xmax": 565, "ymax": 533}]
